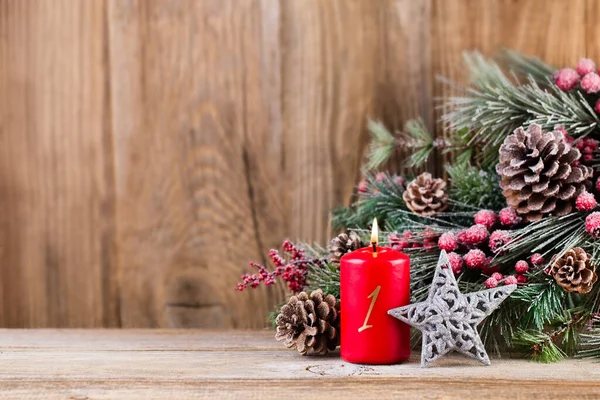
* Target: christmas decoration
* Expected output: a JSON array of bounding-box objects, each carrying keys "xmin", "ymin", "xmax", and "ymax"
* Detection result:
[
  {"xmin": 340, "ymin": 219, "xmax": 411, "ymax": 364},
  {"xmin": 576, "ymin": 58, "xmax": 596, "ymax": 76},
  {"xmin": 328, "ymin": 232, "xmax": 365, "ymax": 263},
  {"xmin": 496, "ymin": 124, "xmax": 593, "ymax": 221},
  {"xmin": 240, "ymin": 49, "xmax": 600, "ymax": 364},
  {"xmin": 549, "ymin": 248, "xmax": 598, "ymax": 294},
  {"xmin": 402, "ymin": 172, "xmax": 448, "ymax": 216},
  {"xmin": 554, "ymin": 68, "xmax": 579, "ymax": 91},
  {"xmin": 388, "ymin": 251, "xmax": 517, "ymax": 367},
  {"xmin": 275, "ymin": 290, "xmax": 340, "ymax": 355}
]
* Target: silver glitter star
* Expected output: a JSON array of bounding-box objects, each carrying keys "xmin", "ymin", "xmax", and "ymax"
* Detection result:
[{"xmin": 388, "ymin": 251, "xmax": 517, "ymax": 367}]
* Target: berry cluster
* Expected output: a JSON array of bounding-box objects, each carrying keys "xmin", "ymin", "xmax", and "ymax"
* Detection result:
[
  {"xmin": 553, "ymin": 58, "xmax": 600, "ymax": 113},
  {"xmin": 237, "ymin": 240, "xmax": 322, "ymax": 292},
  {"xmin": 433, "ymin": 208, "xmax": 534, "ymax": 285},
  {"xmin": 389, "ymin": 230, "xmax": 437, "ymax": 252},
  {"xmin": 484, "ymin": 254, "xmax": 544, "ymax": 288},
  {"xmin": 358, "ymin": 172, "xmax": 405, "ymax": 195}
]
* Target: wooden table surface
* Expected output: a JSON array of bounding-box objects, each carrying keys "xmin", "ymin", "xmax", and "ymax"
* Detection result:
[{"xmin": 0, "ymin": 330, "xmax": 598, "ymax": 399}]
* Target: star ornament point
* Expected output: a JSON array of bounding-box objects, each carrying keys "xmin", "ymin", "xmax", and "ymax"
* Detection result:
[{"xmin": 388, "ymin": 250, "xmax": 517, "ymax": 367}]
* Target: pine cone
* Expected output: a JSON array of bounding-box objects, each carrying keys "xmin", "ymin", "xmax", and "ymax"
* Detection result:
[
  {"xmin": 275, "ymin": 290, "xmax": 340, "ymax": 355},
  {"xmin": 496, "ymin": 124, "xmax": 593, "ymax": 222},
  {"xmin": 328, "ymin": 232, "xmax": 365, "ymax": 263},
  {"xmin": 402, "ymin": 172, "xmax": 448, "ymax": 216},
  {"xmin": 549, "ymin": 247, "xmax": 598, "ymax": 294}
]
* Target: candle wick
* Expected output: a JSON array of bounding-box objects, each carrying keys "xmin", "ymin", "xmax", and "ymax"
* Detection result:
[{"xmin": 371, "ymin": 242, "xmax": 377, "ymax": 258}]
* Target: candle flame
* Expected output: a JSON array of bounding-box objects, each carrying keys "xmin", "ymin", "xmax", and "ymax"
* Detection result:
[{"xmin": 370, "ymin": 217, "xmax": 379, "ymax": 246}]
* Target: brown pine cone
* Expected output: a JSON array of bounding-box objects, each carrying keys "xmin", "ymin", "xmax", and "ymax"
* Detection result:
[
  {"xmin": 496, "ymin": 124, "xmax": 593, "ymax": 222},
  {"xmin": 402, "ymin": 172, "xmax": 448, "ymax": 216},
  {"xmin": 549, "ymin": 247, "xmax": 598, "ymax": 294},
  {"xmin": 275, "ymin": 289, "xmax": 340, "ymax": 355},
  {"xmin": 328, "ymin": 232, "xmax": 365, "ymax": 263}
]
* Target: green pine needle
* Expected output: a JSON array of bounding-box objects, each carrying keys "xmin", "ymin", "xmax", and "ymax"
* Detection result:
[
  {"xmin": 365, "ymin": 119, "xmax": 440, "ymax": 170},
  {"xmin": 446, "ymin": 163, "xmax": 505, "ymax": 211},
  {"xmin": 442, "ymin": 51, "xmax": 600, "ymax": 166},
  {"xmin": 498, "ymin": 48, "xmax": 556, "ymax": 85},
  {"xmin": 513, "ymin": 329, "xmax": 567, "ymax": 363}
]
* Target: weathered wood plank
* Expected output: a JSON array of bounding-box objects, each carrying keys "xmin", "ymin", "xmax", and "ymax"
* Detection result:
[
  {"xmin": 108, "ymin": 0, "xmax": 286, "ymax": 329},
  {"xmin": 0, "ymin": 0, "xmax": 118, "ymax": 327},
  {"xmin": 376, "ymin": 0, "xmax": 434, "ymax": 174},
  {"xmin": 0, "ymin": 330, "xmax": 599, "ymax": 399},
  {"xmin": 280, "ymin": 0, "xmax": 382, "ymax": 242}
]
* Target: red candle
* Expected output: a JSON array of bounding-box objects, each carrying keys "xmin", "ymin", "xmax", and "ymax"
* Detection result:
[{"xmin": 340, "ymin": 218, "xmax": 410, "ymax": 364}]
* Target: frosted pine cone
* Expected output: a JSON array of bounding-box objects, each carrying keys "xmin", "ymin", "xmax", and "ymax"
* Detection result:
[
  {"xmin": 328, "ymin": 232, "xmax": 365, "ymax": 263},
  {"xmin": 496, "ymin": 124, "xmax": 593, "ymax": 222},
  {"xmin": 402, "ymin": 173, "xmax": 448, "ymax": 216},
  {"xmin": 275, "ymin": 290, "xmax": 340, "ymax": 355},
  {"xmin": 549, "ymin": 248, "xmax": 598, "ymax": 294}
]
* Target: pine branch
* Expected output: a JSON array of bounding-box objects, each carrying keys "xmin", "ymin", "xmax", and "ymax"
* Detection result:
[
  {"xmin": 498, "ymin": 48, "xmax": 556, "ymax": 85},
  {"xmin": 513, "ymin": 329, "xmax": 567, "ymax": 363},
  {"xmin": 442, "ymin": 52, "xmax": 600, "ymax": 165},
  {"xmin": 578, "ymin": 316, "xmax": 600, "ymax": 358},
  {"xmin": 510, "ymin": 282, "xmax": 566, "ymax": 331},
  {"xmin": 446, "ymin": 163, "xmax": 505, "ymax": 211},
  {"xmin": 495, "ymin": 213, "xmax": 588, "ymax": 266},
  {"xmin": 365, "ymin": 119, "xmax": 444, "ymax": 170},
  {"xmin": 365, "ymin": 121, "xmax": 397, "ymax": 170}
]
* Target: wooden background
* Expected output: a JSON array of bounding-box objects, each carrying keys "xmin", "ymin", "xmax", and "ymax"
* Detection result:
[{"xmin": 0, "ymin": 0, "xmax": 596, "ymax": 328}]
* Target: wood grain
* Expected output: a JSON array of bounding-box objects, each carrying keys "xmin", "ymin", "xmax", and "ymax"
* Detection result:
[
  {"xmin": 0, "ymin": 0, "xmax": 599, "ymax": 328},
  {"xmin": 108, "ymin": 0, "xmax": 287, "ymax": 329},
  {"xmin": 0, "ymin": 330, "xmax": 599, "ymax": 399},
  {"xmin": 376, "ymin": 0, "xmax": 435, "ymax": 174},
  {"xmin": 0, "ymin": 0, "xmax": 118, "ymax": 327},
  {"xmin": 281, "ymin": 0, "xmax": 382, "ymax": 243}
]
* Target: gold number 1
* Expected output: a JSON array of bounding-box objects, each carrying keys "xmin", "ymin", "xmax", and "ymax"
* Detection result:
[{"xmin": 358, "ymin": 286, "xmax": 381, "ymax": 332}]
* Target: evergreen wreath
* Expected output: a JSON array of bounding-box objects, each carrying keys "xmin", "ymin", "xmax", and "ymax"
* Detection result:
[{"xmin": 238, "ymin": 50, "xmax": 600, "ymax": 363}]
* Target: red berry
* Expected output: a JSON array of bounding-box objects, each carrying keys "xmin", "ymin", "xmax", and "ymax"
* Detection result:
[
  {"xmin": 554, "ymin": 68, "xmax": 580, "ymax": 91},
  {"xmin": 438, "ymin": 232, "xmax": 458, "ymax": 252},
  {"xmin": 458, "ymin": 225, "xmax": 489, "ymax": 247},
  {"xmin": 499, "ymin": 207, "xmax": 522, "ymax": 227},
  {"xmin": 464, "ymin": 249, "xmax": 487, "ymax": 269},
  {"xmin": 581, "ymin": 72, "xmax": 600, "ymax": 93},
  {"xmin": 576, "ymin": 180, "xmax": 597, "ymax": 202},
  {"xmin": 530, "ymin": 253, "xmax": 545, "ymax": 266},
  {"xmin": 358, "ymin": 179, "xmax": 369, "ymax": 193},
  {"xmin": 577, "ymin": 58, "xmax": 596, "ymax": 76},
  {"xmin": 555, "ymin": 69, "xmax": 581, "ymax": 91},
  {"xmin": 489, "ymin": 230, "xmax": 510, "ymax": 254},
  {"xmin": 491, "ymin": 272, "xmax": 503, "ymax": 281},
  {"xmin": 516, "ymin": 275, "xmax": 528, "ymax": 284},
  {"xmin": 482, "ymin": 264, "xmax": 500, "ymax": 275},
  {"xmin": 393, "ymin": 175, "xmax": 405, "ymax": 187},
  {"xmin": 485, "ymin": 277, "xmax": 498, "ymax": 288},
  {"xmin": 448, "ymin": 252, "xmax": 464, "ymax": 275},
  {"xmin": 595, "ymin": 99, "xmax": 600, "ymax": 114},
  {"xmin": 595, "ymin": 178, "xmax": 600, "ymax": 194},
  {"xmin": 474, "ymin": 210, "xmax": 497, "ymax": 230},
  {"xmin": 515, "ymin": 260, "xmax": 529, "ymax": 274},
  {"xmin": 586, "ymin": 212, "xmax": 600, "ymax": 238},
  {"xmin": 504, "ymin": 275, "xmax": 518, "ymax": 285},
  {"xmin": 375, "ymin": 172, "xmax": 386, "ymax": 182}
]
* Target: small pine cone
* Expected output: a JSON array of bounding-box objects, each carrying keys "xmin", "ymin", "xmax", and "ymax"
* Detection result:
[
  {"xmin": 550, "ymin": 248, "xmax": 598, "ymax": 294},
  {"xmin": 275, "ymin": 290, "xmax": 340, "ymax": 355},
  {"xmin": 402, "ymin": 172, "xmax": 448, "ymax": 216},
  {"xmin": 496, "ymin": 124, "xmax": 593, "ymax": 222},
  {"xmin": 328, "ymin": 232, "xmax": 365, "ymax": 263}
]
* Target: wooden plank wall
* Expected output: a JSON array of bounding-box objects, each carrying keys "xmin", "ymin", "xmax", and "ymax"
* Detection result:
[{"xmin": 0, "ymin": 0, "xmax": 592, "ymax": 328}]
